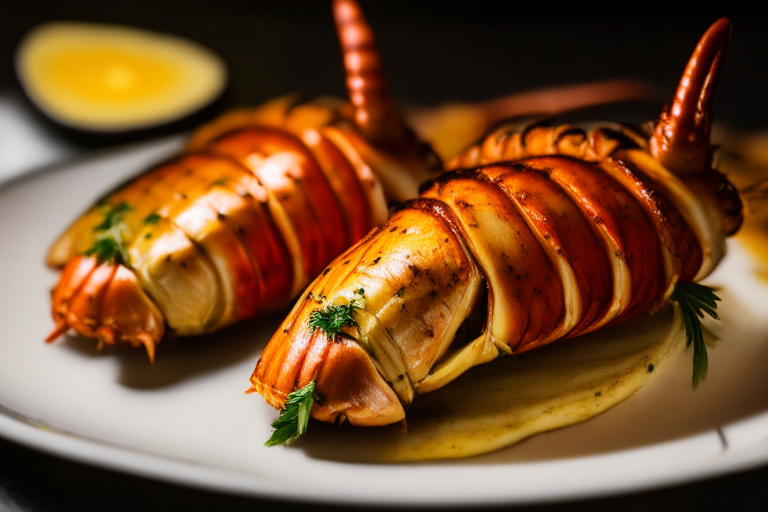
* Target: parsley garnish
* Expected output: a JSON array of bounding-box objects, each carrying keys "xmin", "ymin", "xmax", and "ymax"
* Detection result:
[
  {"xmin": 308, "ymin": 289, "xmax": 365, "ymax": 341},
  {"xmin": 670, "ymin": 281, "xmax": 720, "ymax": 388},
  {"xmin": 143, "ymin": 212, "xmax": 161, "ymax": 225},
  {"xmin": 85, "ymin": 202, "xmax": 132, "ymax": 265},
  {"xmin": 93, "ymin": 202, "xmax": 131, "ymax": 231},
  {"xmin": 265, "ymin": 381, "xmax": 315, "ymax": 447},
  {"xmin": 85, "ymin": 236, "xmax": 128, "ymax": 265},
  {"xmin": 267, "ymin": 289, "xmax": 364, "ymax": 445}
]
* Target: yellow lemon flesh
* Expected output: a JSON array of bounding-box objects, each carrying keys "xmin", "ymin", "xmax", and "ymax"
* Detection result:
[{"xmin": 16, "ymin": 23, "xmax": 226, "ymax": 132}]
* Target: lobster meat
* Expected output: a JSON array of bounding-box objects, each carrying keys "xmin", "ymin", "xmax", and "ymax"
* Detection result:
[
  {"xmin": 249, "ymin": 18, "xmax": 743, "ymax": 428},
  {"xmin": 45, "ymin": 0, "xmax": 649, "ymax": 360}
]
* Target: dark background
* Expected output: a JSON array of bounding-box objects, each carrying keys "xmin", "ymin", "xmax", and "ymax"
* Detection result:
[
  {"xmin": 3, "ymin": 3, "xmax": 768, "ymax": 133},
  {"xmin": 2, "ymin": 2, "xmax": 768, "ymax": 511}
]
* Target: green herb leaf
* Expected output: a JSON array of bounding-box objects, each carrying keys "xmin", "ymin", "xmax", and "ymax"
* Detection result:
[
  {"xmin": 85, "ymin": 230, "xmax": 130, "ymax": 265},
  {"xmin": 85, "ymin": 202, "xmax": 132, "ymax": 265},
  {"xmin": 143, "ymin": 212, "xmax": 161, "ymax": 225},
  {"xmin": 670, "ymin": 281, "xmax": 720, "ymax": 388},
  {"xmin": 85, "ymin": 237, "xmax": 122, "ymax": 264},
  {"xmin": 93, "ymin": 202, "xmax": 131, "ymax": 231},
  {"xmin": 308, "ymin": 289, "xmax": 365, "ymax": 340},
  {"xmin": 265, "ymin": 381, "xmax": 315, "ymax": 447}
]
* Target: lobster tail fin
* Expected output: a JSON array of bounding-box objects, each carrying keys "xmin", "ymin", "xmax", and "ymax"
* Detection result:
[
  {"xmin": 333, "ymin": 0, "xmax": 410, "ymax": 149},
  {"xmin": 650, "ymin": 18, "xmax": 731, "ymax": 176}
]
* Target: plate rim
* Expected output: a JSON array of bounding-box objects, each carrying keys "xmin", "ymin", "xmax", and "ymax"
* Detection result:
[
  {"xmin": 3, "ymin": 136, "xmax": 768, "ymax": 507},
  {"xmin": 3, "ymin": 403, "xmax": 768, "ymax": 507}
]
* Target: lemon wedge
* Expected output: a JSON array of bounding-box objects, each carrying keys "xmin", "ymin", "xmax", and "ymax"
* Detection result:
[{"xmin": 16, "ymin": 22, "xmax": 227, "ymax": 132}]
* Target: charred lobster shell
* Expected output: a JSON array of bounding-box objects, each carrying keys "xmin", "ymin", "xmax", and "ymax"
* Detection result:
[{"xmin": 249, "ymin": 18, "xmax": 743, "ymax": 427}]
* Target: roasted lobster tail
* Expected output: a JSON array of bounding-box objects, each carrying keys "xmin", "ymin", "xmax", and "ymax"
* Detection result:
[
  {"xmin": 250, "ymin": 18, "xmax": 743, "ymax": 427},
  {"xmin": 45, "ymin": 0, "xmax": 436, "ymax": 359}
]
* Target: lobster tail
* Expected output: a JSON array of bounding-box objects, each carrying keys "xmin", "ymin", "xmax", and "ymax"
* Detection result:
[
  {"xmin": 333, "ymin": 0, "xmax": 410, "ymax": 149},
  {"xmin": 251, "ymin": 112, "xmax": 738, "ymax": 425},
  {"xmin": 45, "ymin": 51, "xmax": 437, "ymax": 358},
  {"xmin": 251, "ymin": 199, "xmax": 483, "ymax": 426},
  {"xmin": 46, "ymin": 0, "xmax": 447, "ymax": 359},
  {"xmin": 47, "ymin": 256, "xmax": 165, "ymax": 361},
  {"xmin": 650, "ymin": 18, "xmax": 731, "ymax": 176},
  {"xmin": 243, "ymin": 16, "xmax": 746, "ymax": 446}
]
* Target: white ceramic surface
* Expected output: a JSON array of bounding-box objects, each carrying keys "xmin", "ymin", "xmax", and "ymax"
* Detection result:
[
  {"xmin": 1, "ymin": 138, "xmax": 768, "ymax": 506},
  {"xmin": 0, "ymin": 93, "xmax": 78, "ymax": 184}
]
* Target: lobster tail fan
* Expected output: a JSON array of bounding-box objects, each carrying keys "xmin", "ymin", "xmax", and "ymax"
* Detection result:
[
  {"xmin": 650, "ymin": 18, "xmax": 731, "ymax": 176},
  {"xmin": 333, "ymin": 0, "xmax": 410, "ymax": 149}
]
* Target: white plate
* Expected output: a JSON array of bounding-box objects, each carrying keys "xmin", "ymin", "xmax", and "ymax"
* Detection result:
[{"xmin": 2, "ymin": 137, "xmax": 768, "ymax": 507}]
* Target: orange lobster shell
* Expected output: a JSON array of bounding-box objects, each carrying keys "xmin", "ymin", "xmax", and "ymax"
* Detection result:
[
  {"xmin": 45, "ymin": 0, "xmax": 437, "ymax": 360},
  {"xmin": 249, "ymin": 18, "xmax": 743, "ymax": 427}
]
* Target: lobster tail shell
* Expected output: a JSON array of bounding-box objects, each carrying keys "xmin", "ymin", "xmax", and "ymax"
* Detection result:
[
  {"xmin": 46, "ymin": 0, "xmax": 443, "ymax": 359},
  {"xmin": 251, "ymin": 108, "xmax": 739, "ymax": 425},
  {"xmin": 649, "ymin": 18, "xmax": 743, "ymax": 250},
  {"xmin": 250, "ymin": 316, "xmax": 406, "ymax": 427},
  {"xmin": 47, "ymin": 256, "xmax": 164, "ymax": 361},
  {"xmin": 650, "ymin": 18, "xmax": 731, "ymax": 176},
  {"xmin": 45, "ymin": 79, "xmax": 435, "ymax": 357},
  {"xmin": 251, "ymin": 198, "xmax": 484, "ymax": 425},
  {"xmin": 333, "ymin": 0, "xmax": 410, "ymax": 150}
]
